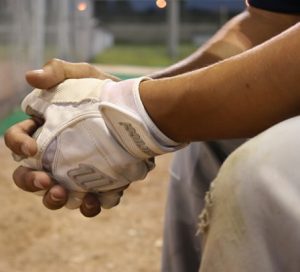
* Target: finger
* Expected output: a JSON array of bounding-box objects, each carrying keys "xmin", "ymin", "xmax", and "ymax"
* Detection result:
[
  {"xmin": 4, "ymin": 119, "xmax": 39, "ymax": 156},
  {"xmin": 25, "ymin": 59, "xmax": 120, "ymax": 89},
  {"xmin": 65, "ymin": 191, "xmax": 86, "ymax": 209},
  {"xmin": 43, "ymin": 184, "xmax": 68, "ymax": 210},
  {"xmin": 98, "ymin": 184, "xmax": 128, "ymax": 209},
  {"xmin": 99, "ymin": 185, "xmax": 129, "ymax": 209},
  {"xmin": 13, "ymin": 166, "xmax": 55, "ymax": 192},
  {"xmin": 80, "ymin": 193, "xmax": 101, "ymax": 217},
  {"xmin": 98, "ymin": 190, "xmax": 124, "ymax": 209}
]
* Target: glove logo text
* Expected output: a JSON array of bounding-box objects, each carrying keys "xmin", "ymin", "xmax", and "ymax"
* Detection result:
[
  {"xmin": 119, "ymin": 122, "xmax": 156, "ymax": 157},
  {"xmin": 67, "ymin": 163, "xmax": 115, "ymax": 191}
]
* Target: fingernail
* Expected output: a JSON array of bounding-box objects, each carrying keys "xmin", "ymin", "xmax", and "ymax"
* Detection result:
[
  {"xmin": 50, "ymin": 193, "xmax": 63, "ymax": 202},
  {"xmin": 21, "ymin": 144, "xmax": 31, "ymax": 156},
  {"xmin": 84, "ymin": 203, "xmax": 94, "ymax": 210},
  {"xmin": 33, "ymin": 179, "xmax": 46, "ymax": 190},
  {"xmin": 84, "ymin": 199, "xmax": 96, "ymax": 210},
  {"xmin": 33, "ymin": 69, "xmax": 44, "ymax": 74}
]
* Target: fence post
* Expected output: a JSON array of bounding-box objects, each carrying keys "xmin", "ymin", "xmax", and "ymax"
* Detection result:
[
  {"xmin": 167, "ymin": 0, "xmax": 180, "ymax": 59},
  {"xmin": 57, "ymin": 0, "xmax": 71, "ymax": 60},
  {"xmin": 30, "ymin": 0, "xmax": 46, "ymax": 68}
]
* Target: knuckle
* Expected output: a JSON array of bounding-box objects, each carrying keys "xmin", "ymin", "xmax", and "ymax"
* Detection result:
[
  {"xmin": 24, "ymin": 171, "xmax": 36, "ymax": 190},
  {"xmin": 44, "ymin": 203, "xmax": 62, "ymax": 210},
  {"xmin": 81, "ymin": 207, "xmax": 101, "ymax": 217},
  {"xmin": 47, "ymin": 58, "xmax": 62, "ymax": 66},
  {"xmin": 81, "ymin": 61, "xmax": 90, "ymax": 67},
  {"xmin": 43, "ymin": 197, "xmax": 65, "ymax": 210},
  {"xmin": 12, "ymin": 167, "xmax": 20, "ymax": 184},
  {"xmin": 3, "ymin": 131, "xmax": 11, "ymax": 147},
  {"xmin": 4, "ymin": 126, "xmax": 17, "ymax": 147},
  {"xmin": 85, "ymin": 63, "xmax": 99, "ymax": 77},
  {"xmin": 12, "ymin": 167, "xmax": 27, "ymax": 189}
]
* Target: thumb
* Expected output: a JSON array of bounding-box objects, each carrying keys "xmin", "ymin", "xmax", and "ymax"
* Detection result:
[
  {"xmin": 26, "ymin": 59, "xmax": 120, "ymax": 90},
  {"xmin": 26, "ymin": 59, "xmax": 67, "ymax": 89}
]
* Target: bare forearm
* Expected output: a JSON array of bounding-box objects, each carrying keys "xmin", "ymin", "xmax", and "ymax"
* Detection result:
[
  {"xmin": 151, "ymin": 7, "xmax": 300, "ymax": 79},
  {"xmin": 141, "ymin": 23, "xmax": 300, "ymax": 142}
]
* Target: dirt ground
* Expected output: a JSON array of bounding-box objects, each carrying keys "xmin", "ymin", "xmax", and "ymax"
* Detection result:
[{"xmin": 0, "ymin": 138, "xmax": 173, "ymax": 272}]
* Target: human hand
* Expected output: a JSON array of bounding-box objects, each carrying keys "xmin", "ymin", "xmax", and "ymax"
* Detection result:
[
  {"xmin": 19, "ymin": 78, "xmax": 155, "ymax": 212},
  {"xmin": 14, "ymin": 72, "xmax": 184, "ymax": 216},
  {"xmin": 5, "ymin": 59, "xmax": 123, "ymax": 217}
]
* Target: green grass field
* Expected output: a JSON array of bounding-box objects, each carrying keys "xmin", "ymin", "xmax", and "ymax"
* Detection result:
[
  {"xmin": 0, "ymin": 110, "xmax": 28, "ymax": 136},
  {"xmin": 92, "ymin": 43, "xmax": 197, "ymax": 67}
]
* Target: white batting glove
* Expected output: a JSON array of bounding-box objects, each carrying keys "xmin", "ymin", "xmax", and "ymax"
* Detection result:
[
  {"xmin": 19, "ymin": 78, "xmax": 155, "ymax": 209},
  {"xmin": 18, "ymin": 77, "xmax": 184, "ymax": 209}
]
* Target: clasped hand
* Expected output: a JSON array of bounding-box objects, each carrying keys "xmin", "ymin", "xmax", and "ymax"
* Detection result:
[{"xmin": 4, "ymin": 59, "xmax": 138, "ymax": 217}]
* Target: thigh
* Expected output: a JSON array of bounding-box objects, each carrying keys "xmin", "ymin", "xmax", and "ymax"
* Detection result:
[
  {"xmin": 200, "ymin": 116, "xmax": 300, "ymax": 272},
  {"xmin": 161, "ymin": 139, "xmax": 243, "ymax": 272}
]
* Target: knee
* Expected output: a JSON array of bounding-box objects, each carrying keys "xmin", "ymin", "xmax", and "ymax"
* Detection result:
[
  {"xmin": 208, "ymin": 116, "xmax": 300, "ymax": 225},
  {"xmin": 199, "ymin": 119, "xmax": 300, "ymax": 272},
  {"xmin": 222, "ymin": 117, "xmax": 300, "ymax": 194}
]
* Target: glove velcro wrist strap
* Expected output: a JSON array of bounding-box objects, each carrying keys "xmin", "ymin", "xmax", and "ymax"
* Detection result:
[
  {"xmin": 99, "ymin": 102, "xmax": 180, "ymax": 159},
  {"xmin": 132, "ymin": 77, "xmax": 183, "ymax": 149}
]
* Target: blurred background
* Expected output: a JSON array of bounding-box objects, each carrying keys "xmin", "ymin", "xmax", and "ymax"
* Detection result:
[
  {"xmin": 0, "ymin": 1, "xmax": 246, "ymax": 271},
  {"xmin": 0, "ymin": 0, "xmax": 246, "ymax": 129}
]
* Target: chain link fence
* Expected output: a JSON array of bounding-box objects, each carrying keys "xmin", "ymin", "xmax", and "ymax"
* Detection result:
[{"xmin": 0, "ymin": 0, "xmax": 112, "ymax": 120}]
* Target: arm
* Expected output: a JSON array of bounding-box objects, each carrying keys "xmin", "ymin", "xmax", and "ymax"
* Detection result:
[
  {"xmin": 151, "ymin": 6, "xmax": 300, "ymax": 78},
  {"xmin": 141, "ymin": 23, "xmax": 300, "ymax": 142},
  {"xmin": 5, "ymin": 8, "xmax": 300, "ymax": 217}
]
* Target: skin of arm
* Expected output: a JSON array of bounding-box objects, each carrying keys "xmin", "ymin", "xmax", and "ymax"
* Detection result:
[
  {"xmin": 150, "ymin": 6, "xmax": 300, "ymax": 79},
  {"xmin": 141, "ymin": 22, "xmax": 300, "ymax": 142}
]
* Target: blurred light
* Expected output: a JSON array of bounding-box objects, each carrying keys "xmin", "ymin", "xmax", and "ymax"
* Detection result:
[
  {"xmin": 156, "ymin": 0, "xmax": 167, "ymax": 9},
  {"xmin": 77, "ymin": 2, "xmax": 87, "ymax": 11}
]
